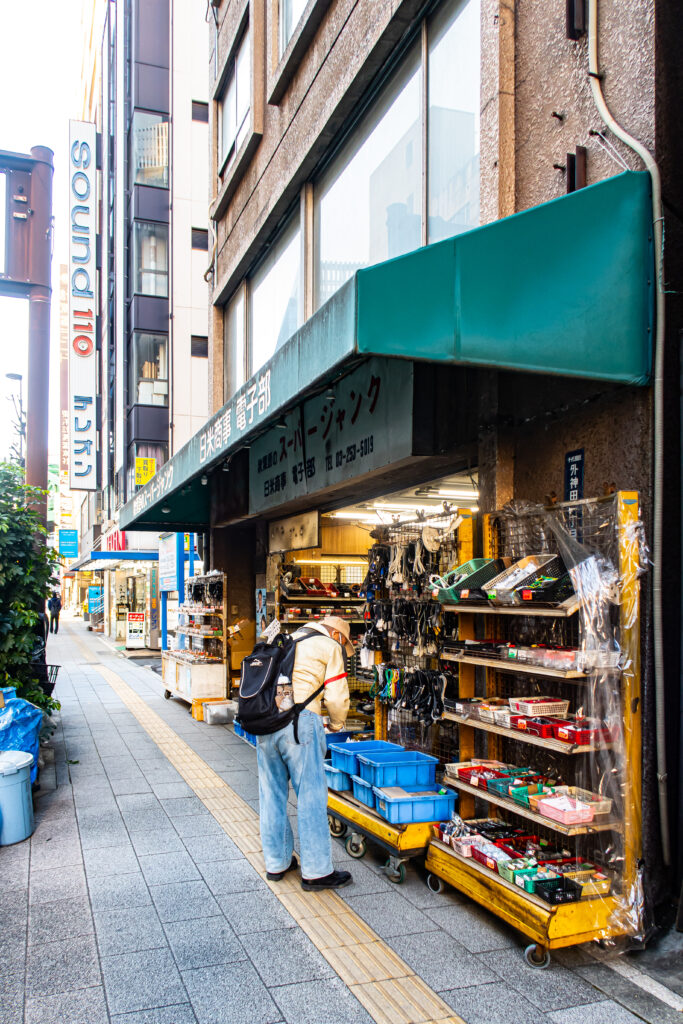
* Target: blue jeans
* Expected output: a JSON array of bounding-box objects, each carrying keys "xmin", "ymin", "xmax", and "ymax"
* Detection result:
[{"xmin": 256, "ymin": 710, "xmax": 333, "ymax": 880}]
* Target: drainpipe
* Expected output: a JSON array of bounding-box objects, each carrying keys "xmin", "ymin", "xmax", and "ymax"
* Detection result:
[{"xmin": 587, "ymin": 0, "xmax": 668, "ymax": 864}]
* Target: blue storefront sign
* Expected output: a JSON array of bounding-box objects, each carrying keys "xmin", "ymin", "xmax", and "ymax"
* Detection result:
[
  {"xmin": 564, "ymin": 449, "xmax": 585, "ymax": 502},
  {"xmin": 88, "ymin": 585, "xmax": 103, "ymax": 614},
  {"xmin": 58, "ymin": 529, "xmax": 79, "ymax": 558}
]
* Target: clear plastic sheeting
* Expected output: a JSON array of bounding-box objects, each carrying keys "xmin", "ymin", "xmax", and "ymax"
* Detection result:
[{"xmin": 478, "ymin": 494, "xmax": 647, "ymax": 946}]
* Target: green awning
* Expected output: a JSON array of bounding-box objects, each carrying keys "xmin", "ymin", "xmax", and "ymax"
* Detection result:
[{"xmin": 120, "ymin": 170, "xmax": 653, "ymax": 532}]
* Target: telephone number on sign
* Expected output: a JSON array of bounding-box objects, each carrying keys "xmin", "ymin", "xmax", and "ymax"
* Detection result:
[{"xmin": 325, "ymin": 436, "xmax": 374, "ymax": 471}]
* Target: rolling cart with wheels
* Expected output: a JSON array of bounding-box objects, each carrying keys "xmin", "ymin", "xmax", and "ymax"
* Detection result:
[{"xmin": 327, "ymin": 790, "xmax": 436, "ymax": 884}]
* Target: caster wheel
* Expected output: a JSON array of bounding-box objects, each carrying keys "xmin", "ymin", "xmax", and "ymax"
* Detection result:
[
  {"xmin": 164, "ymin": 690, "xmax": 171, "ymax": 700},
  {"xmin": 328, "ymin": 816, "xmax": 347, "ymax": 838},
  {"xmin": 524, "ymin": 944, "xmax": 551, "ymax": 969},
  {"xmin": 345, "ymin": 835, "xmax": 366, "ymax": 859},
  {"xmin": 427, "ymin": 873, "xmax": 444, "ymax": 894},
  {"xmin": 385, "ymin": 860, "xmax": 406, "ymax": 884}
]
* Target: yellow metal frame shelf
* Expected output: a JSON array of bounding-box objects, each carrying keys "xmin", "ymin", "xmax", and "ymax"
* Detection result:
[
  {"xmin": 441, "ymin": 711, "xmax": 613, "ymax": 755},
  {"xmin": 425, "ymin": 840, "xmax": 628, "ymax": 950},
  {"xmin": 443, "ymin": 776, "xmax": 623, "ymax": 836},
  {"xmin": 327, "ymin": 791, "xmax": 436, "ymax": 857},
  {"xmin": 441, "ymin": 651, "xmax": 586, "ymax": 680}
]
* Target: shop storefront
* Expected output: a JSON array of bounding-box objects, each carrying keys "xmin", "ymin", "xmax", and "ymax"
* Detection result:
[
  {"xmin": 118, "ymin": 172, "xmax": 672, "ymax": 955},
  {"xmin": 70, "ymin": 550, "xmax": 160, "ymax": 648}
]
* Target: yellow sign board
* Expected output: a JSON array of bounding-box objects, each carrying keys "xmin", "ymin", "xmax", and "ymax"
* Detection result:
[{"xmin": 135, "ymin": 457, "xmax": 156, "ymax": 487}]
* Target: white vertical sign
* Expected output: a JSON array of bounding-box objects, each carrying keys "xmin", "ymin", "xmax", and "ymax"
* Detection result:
[{"xmin": 68, "ymin": 120, "xmax": 98, "ymax": 490}]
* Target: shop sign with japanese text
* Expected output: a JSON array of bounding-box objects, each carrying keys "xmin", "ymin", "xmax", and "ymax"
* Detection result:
[
  {"xmin": 68, "ymin": 120, "xmax": 98, "ymax": 490},
  {"xmin": 248, "ymin": 358, "xmax": 413, "ymax": 514},
  {"xmin": 58, "ymin": 528, "xmax": 79, "ymax": 559},
  {"xmin": 158, "ymin": 533, "xmax": 177, "ymax": 592},
  {"xmin": 135, "ymin": 456, "xmax": 156, "ymax": 487}
]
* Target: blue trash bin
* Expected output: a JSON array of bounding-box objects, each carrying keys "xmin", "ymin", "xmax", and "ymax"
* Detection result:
[{"xmin": 0, "ymin": 750, "xmax": 35, "ymax": 845}]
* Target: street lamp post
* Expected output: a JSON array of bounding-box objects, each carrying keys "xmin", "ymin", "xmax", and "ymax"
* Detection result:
[{"xmin": 5, "ymin": 372, "xmax": 25, "ymax": 467}]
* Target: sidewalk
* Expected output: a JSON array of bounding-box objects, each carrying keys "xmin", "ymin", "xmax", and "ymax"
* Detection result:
[{"xmin": 1, "ymin": 621, "xmax": 680, "ymax": 1024}]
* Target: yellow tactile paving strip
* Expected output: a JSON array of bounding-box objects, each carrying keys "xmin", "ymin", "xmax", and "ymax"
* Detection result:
[{"xmin": 72, "ymin": 644, "xmax": 464, "ymax": 1024}]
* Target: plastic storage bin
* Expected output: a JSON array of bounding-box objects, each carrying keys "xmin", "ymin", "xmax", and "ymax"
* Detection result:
[
  {"xmin": 324, "ymin": 763, "xmax": 351, "ymax": 792},
  {"xmin": 356, "ymin": 750, "xmax": 438, "ymax": 788},
  {"xmin": 0, "ymin": 750, "xmax": 34, "ymax": 845},
  {"xmin": 328, "ymin": 740, "xmax": 403, "ymax": 776},
  {"xmin": 350, "ymin": 774, "xmax": 376, "ymax": 809},
  {"xmin": 373, "ymin": 785, "xmax": 456, "ymax": 824}
]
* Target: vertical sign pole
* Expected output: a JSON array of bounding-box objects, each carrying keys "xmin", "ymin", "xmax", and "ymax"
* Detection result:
[
  {"xmin": 161, "ymin": 590, "xmax": 168, "ymax": 651},
  {"xmin": 175, "ymin": 532, "xmax": 185, "ymax": 651}
]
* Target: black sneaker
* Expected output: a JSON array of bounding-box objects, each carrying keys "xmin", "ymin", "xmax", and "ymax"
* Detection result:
[
  {"xmin": 266, "ymin": 855, "xmax": 298, "ymax": 881},
  {"xmin": 301, "ymin": 869, "xmax": 352, "ymax": 891}
]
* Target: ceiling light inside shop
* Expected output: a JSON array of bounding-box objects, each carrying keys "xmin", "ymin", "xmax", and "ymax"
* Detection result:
[{"xmin": 294, "ymin": 557, "xmax": 368, "ymax": 566}]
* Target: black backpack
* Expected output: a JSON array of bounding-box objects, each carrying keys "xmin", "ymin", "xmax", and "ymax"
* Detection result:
[{"xmin": 237, "ymin": 629, "xmax": 320, "ymax": 742}]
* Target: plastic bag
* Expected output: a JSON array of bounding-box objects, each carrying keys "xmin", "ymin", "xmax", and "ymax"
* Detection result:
[{"xmin": 0, "ymin": 697, "xmax": 44, "ymax": 783}]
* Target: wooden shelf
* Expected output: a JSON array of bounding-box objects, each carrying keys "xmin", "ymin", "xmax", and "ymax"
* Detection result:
[
  {"xmin": 425, "ymin": 840, "xmax": 626, "ymax": 949},
  {"xmin": 177, "ymin": 628, "xmax": 223, "ymax": 640},
  {"xmin": 444, "ymin": 777, "xmax": 622, "ymax": 836},
  {"xmin": 178, "ymin": 606, "xmax": 224, "ymax": 617},
  {"xmin": 281, "ymin": 618, "xmax": 366, "ymax": 625},
  {"xmin": 443, "ymin": 595, "xmax": 579, "ymax": 618},
  {"xmin": 440, "ymin": 651, "xmax": 586, "ymax": 680},
  {"xmin": 442, "ymin": 711, "xmax": 613, "ymax": 755}
]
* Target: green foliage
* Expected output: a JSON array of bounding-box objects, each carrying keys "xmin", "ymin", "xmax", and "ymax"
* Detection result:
[{"xmin": 0, "ymin": 463, "xmax": 60, "ymax": 707}]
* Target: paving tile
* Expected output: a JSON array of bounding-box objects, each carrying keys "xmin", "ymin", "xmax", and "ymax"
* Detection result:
[
  {"xmin": 196, "ymin": 857, "xmax": 263, "ymax": 895},
  {"xmin": 426, "ymin": 902, "xmax": 519, "ymax": 952},
  {"xmin": 150, "ymin": 880, "xmax": 221, "ymax": 923},
  {"xmin": 480, "ymin": 947, "xmax": 604, "ymax": 1011},
  {"xmin": 94, "ymin": 906, "xmax": 168, "ymax": 956},
  {"xmin": 181, "ymin": 834, "xmax": 241, "ymax": 863},
  {"xmin": 101, "ymin": 948, "xmax": 187, "ymax": 1015},
  {"xmin": 159, "ymin": 796, "xmax": 208, "ymax": 818},
  {"xmin": 26, "ymin": 933, "xmax": 101, "ymax": 996},
  {"xmin": 271, "ymin": 978, "xmax": 373, "ymax": 1024},
  {"xmin": 110, "ymin": 1006, "xmax": 198, "ymax": 1024},
  {"xmin": 83, "ymin": 843, "xmax": 139, "ymax": 877},
  {"xmin": 118, "ymin": 793, "xmax": 164, "ymax": 811},
  {"xmin": 240, "ymin": 926, "xmax": 334, "ymax": 987},
  {"xmin": 28, "ymin": 895, "xmax": 94, "ymax": 946},
  {"xmin": 29, "ymin": 862, "xmax": 87, "ymax": 905},
  {"xmin": 118, "ymin": 806, "xmax": 171, "ymax": 832},
  {"xmin": 32, "ymin": 814, "xmax": 81, "ymax": 845},
  {"xmin": 164, "ymin": 915, "xmax": 247, "ymax": 970},
  {"xmin": 217, "ymin": 770, "xmax": 260, "ymax": 799},
  {"xmin": 130, "ymin": 829, "xmax": 186, "ymax": 857},
  {"xmin": 391, "ymin": 930, "xmax": 499, "ymax": 991},
  {"xmin": 2, "ymin": 847, "xmax": 30, "ymax": 888},
  {"xmin": 573, "ymin": 963, "xmax": 683, "ymax": 1024},
  {"xmin": 171, "ymin": 814, "xmax": 224, "ymax": 838},
  {"xmin": 549, "ymin": 1002, "xmax": 645, "ymax": 1024},
  {"xmin": 150, "ymin": 782, "xmax": 194, "ymax": 800},
  {"xmin": 182, "ymin": 961, "xmax": 283, "ymax": 1024},
  {"xmin": 339, "ymin": 860, "xmax": 393, "ymax": 896},
  {"xmin": 88, "ymin": 871, "xmax": 152, "ymax": 912},
  {"xmin": 25, "ymin": 986, "xmax": 109, "ymax": 1024},
  {"xmin": 29, "ymin": 837, "xmax": 84, "ymax": 872},
  {"xmin": 217, "ymin": 888, "xmax": 298, "ymax": 934},
  {"xmin": 110, "ymin": 776, "xmax": 152, "ymax": 797},
  {"xmin": 440, "ymin": 981, "xmax": 548, "ymax": 1024},
  {"xmin": 139, "ymin": 851, "xmax": 201, "ymax": 886},
  {"xmin": 343, "ymin": 891, "xmax": 440, "ymax": 939},
  {"xmin": 79, "ymin": 823, "xmax": 132, "ymax": 850}
]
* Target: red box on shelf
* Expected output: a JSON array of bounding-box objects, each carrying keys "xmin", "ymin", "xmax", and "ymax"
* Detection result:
[
  {"xmin": 457, "ymin": 766, "xmax": 509, "ymax": 789},
  {"xmin": 552, "ymin": 721, "xmax": 614, "ymax": 745},
  {"xmin": 515, "ymin": 717, "xmax": 564, "ymax": 738}
]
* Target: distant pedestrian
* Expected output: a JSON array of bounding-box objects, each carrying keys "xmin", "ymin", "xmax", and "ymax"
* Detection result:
[
  {"xmin": 48, "ymin": 592, "xmax": 62, "ymax": 634},
  {"xmin": 257, "ymin": 615, "xmax": 354, "ymax": 891}
]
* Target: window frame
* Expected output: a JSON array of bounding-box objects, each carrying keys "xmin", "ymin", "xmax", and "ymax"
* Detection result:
[
  {"xmin": 129, "ymin": 110, "xmax": 169, "ymax": 190},
  {"xmin": 128, "ymin": 331, "xmax": 169, "ymax": 408},
  {"xmin": 131, "ymin": 219, "xmax": 169, "ymax": 298}
]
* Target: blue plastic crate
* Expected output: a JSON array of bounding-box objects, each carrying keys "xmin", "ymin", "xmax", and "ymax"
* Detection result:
[
  {"xmin": 356, "ymin": 750, "xmax": 439, "ymax": 788},
  {"xmin": 245, "ymin": 731, "xmax": 257, "ymax": 747},
  {"xmin": 329, "ymin": 740, "xmax": 403, "ymax": 777},
  {"xmin": 233, "ymin": 721, "xmax": 244, "ymax": 738},
  {"xmin": 373, "ymin": 785, "xmax": 457, "ymax": 824},
  {"xmin": 350, "ymin": 774, "xmax": 376, "ymax": 809},
  {"xmin": 324, "ymin": 763, "xmax": 351, "ymax": 792}
]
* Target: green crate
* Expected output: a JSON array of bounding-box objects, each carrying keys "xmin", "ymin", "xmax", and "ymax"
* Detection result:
[{"xmin": 431, "ymin": 559, "xmax": 498, "ymax": 604}]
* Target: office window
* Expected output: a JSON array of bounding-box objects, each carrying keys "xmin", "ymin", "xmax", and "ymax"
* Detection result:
[
  {"xmin": 219, "ymin": 26, "xmax": 251, "ymax": 171},
  {"xmin": 130, "ymin": 111, "xmax": 169, "ymax": 189},
  {"xmin": 223, "ymin": 286, "xmax": 246, "ymax": 402},
  {"xmin": 0, "ymin": 173, "xmax": 5, "ymax": 274},
  {"xmin": 428, "ymin": 0, "xmax": 480, "ymax": 242},
  {"xmin": 126, "ymin": 441, "xmax": 168, "ymax": 496},
  {"xmin": 191, "ymin": 335, "xmax": 208, "ymax": 358},
  {"xmin": 192, "ymin": 100, "xmax": 209, "ymax": 123},
  {"xmin": 133, "ymin": 221, "xmax": 168, "ymax": 296},
  {"xmin": 129, "ymin": 333, "xmax": 168, "ymax": 406},
  {"xmin": 249, "ymin": 216, "xmax": 301, "ymax": 376},
  {"xmin": 314, "ymin": 45, "xmax": 422, "ymax": 309},
  {"xmin": 191, "ymin": 228, "xmax": 209, "ymax": 251},
  {"xmin": 279, "ymin": 0, "xmax": 307, "ymax": 55}
]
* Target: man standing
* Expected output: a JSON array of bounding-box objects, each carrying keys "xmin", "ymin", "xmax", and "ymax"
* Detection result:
[
  {"xmin": 48, "ymin": 591, "xmax": 62, "ymax": 634},
  {"xmin": 256, "ymin": 615, "xmax": 353, "ymax": 891}
]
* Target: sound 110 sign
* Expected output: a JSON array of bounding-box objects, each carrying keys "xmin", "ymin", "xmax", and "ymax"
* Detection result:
[{"xmin": 68, "ymin": 121, "xmax": 97, "ymax": 490}]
